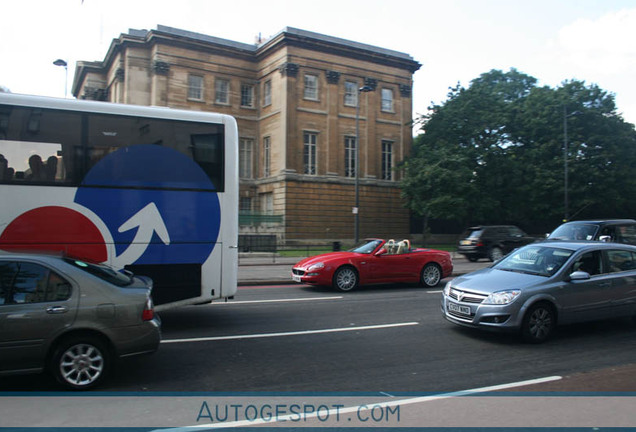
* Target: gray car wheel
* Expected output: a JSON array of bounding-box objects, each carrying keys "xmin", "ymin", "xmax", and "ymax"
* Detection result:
[
  {"xmin": 51, "ymin": 336, "xmax": 111, "ymax": 390},
  {"xmin": 521, "ymin": 303, "xmax": 555, "ymax": 343},
  {"xmin": 333, "ymin": 266, "xmax": 358, "ymax": 292},
  {"xmin": 421, "ymin": 263, "xmax": 442, "ymax": 287}
]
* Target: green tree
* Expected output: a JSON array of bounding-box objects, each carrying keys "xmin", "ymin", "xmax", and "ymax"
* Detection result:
[{"xmin": 402, "ymin": 69, "xmax": 636, "ymax": 233}]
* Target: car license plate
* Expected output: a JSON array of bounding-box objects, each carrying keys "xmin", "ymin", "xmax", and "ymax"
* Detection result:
[
  {"xmin": 460, "ymin": 240, "xmax": 472, "ymax": 245},
  {"xmin": 448, "ymin": 302, "xmax": 471, "ymax": 315},
  {"xmin": 292, "ymin": 274, "xmax": 302, "ymax": 282}
]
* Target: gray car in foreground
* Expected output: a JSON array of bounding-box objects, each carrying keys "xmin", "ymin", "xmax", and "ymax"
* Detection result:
[
  {"xmin": 442, "ymin": 241, "xmax": 636, "ymax": 343},
  {"xmin": 0, "ymin": 252, "xmax": 161, "ymax": 389}
]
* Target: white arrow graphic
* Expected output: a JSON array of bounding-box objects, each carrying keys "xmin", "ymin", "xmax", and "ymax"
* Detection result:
[{"xmin": 111, "ymin": 202, "xmax": 171, "ymax": 268}]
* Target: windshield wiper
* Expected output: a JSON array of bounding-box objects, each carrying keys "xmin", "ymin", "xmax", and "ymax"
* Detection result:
[{"xmin": 497, "ymin": 268, "xmax": 544, "ymax": 276}]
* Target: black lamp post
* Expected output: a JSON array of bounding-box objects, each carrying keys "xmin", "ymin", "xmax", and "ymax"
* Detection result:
[
  {"xmin": 53, "ymin": 59, "xmax": 68, "ymax": 98},
  {"xmin": 354, "ymin": 85, "xmax": 373, "ymax": 244},
  {"xmin": 563, "ymin": 106, "xmax": 581, "ymax": 222}
]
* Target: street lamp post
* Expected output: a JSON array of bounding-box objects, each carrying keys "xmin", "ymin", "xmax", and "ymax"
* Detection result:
[
  {"xmin": 563, "ymin": 105, "xmax": 569, "ymax": 222},
  {"xmin": 354, "ymin": 85, "xmax": 373, "ymax": 244},
  {"xmin": 53, "ymin": 59, "xmax": 68, "ymax": 98},
  {"xmin": 563, "ymin": 106, "xmax": 581, "ymax": 222}
]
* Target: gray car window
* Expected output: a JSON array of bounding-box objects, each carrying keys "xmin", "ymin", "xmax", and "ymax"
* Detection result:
[
  {"xmin": 0, "ymin": 261, "xmax": 71, "ymax": 305},
  {"xmin": 0, "ymin": 262, "xmax": 19, "ymax": 305},
  {"xmin": 617, "ymin": 225, "xmax": 636, "ymax": 245},
  {"xmin": 64, "ymin": 258, "xmax": 133, "ymax": 287},
  {"xmin": 571, "ymin": 251, "xmax": 604, "ymax": 276},
  {"xmin": 606, "ymin": 250, "xmax": 636, "ymax": 272}
]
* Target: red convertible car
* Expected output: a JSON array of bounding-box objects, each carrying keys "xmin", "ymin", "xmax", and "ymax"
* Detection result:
[{"xmin": 291, "ymin": 238, "xmax": 453, "ymax": 291}]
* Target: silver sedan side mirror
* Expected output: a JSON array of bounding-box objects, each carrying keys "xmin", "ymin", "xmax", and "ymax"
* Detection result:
[{"xmin": 569, "ymin": 271, "xmax": 591, "ymax": 281}]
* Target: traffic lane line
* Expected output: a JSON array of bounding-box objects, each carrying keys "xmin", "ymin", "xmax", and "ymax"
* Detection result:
[
  {"xmin": 211, "ymin": 296, "xmax": 343, "ymax": 305},
  {"xmin": 238, "ymin": 284, "xmax": 298, "ymax": 289},
  {"xmin": 161, "ymin": 321, "xmax": 419, "ymax": 344}
]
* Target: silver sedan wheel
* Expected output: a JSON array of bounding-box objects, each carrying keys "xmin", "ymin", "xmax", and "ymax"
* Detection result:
[
  {"xmin": 58, "ymin": 342, "xmax": 106, "ymax": 388},
  {"xmin": 522, "ymin": 304, "xmax": 555, "ymax": 343},
  {"xmin": 333, "ymin": 267, "xmax": 358, "ymax": 292},
  {"xmin": 421, "ymin": 263, "xmax": 441, "ymax": 287}
]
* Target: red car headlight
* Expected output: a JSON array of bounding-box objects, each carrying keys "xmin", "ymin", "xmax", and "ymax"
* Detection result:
[{"xmin": 307, "ymin": 262, "xmax": 325, "ymax": 273}]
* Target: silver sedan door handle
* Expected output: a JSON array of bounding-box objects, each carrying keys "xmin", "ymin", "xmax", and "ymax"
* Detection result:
[{"xmin": 46, "ymin": 306, "xmax": 68, "ymax": 314}]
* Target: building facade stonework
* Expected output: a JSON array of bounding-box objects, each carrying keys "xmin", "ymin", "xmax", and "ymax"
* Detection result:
[{"xmin": 72, "ymin": 25, "xmax": 421, "ymax": 243}]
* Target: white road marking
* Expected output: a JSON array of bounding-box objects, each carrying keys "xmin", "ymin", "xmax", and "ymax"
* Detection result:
[
  {"xmin": 152, "ymin": 376, "xmax": 563, "ymax": 430},
  {"xmin": 212, "ymin": 296, "xmax": 342, "ymax": 305},
  {"xmin": 427, "ymin": 290, "xmax": 443, "ymax": 294},
  {"xmin": 161, "ymin": 322, "xmax": 419, "ymax": 344}
]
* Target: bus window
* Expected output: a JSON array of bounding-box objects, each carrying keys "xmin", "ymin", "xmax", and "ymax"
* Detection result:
[
  {"xmin": 0, "ymin": 107, "xmax": 78, "ymax": 185},
  {"xmin": 83, "ymin": 114, "xmax": 225, "ymax": 191},
  {"xmin": 191, "ymin": 133, "xmax": 224, "ymax": 191},
  {"xmin": 1, "ymin": 140, "xmax": 67, "ymax": 184}
]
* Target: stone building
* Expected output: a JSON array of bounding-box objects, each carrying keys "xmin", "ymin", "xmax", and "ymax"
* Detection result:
[{"xmin": 72, "ymin": 25, "xmax": 421, "ymax": 244}]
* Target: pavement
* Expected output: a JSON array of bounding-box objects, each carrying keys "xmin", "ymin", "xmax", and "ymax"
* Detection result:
[
  {"xmin": 236, "ymin": 252, "xmax": 636, "ymax": 392},
  {"xmin": 237, "ymin": 252, "xmax": 489, "ymax": 286}
]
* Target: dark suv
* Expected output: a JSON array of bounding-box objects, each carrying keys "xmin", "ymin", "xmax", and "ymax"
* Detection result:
[
  {"xmin": 457, "ymin": 225, "xmax": 537, "ymax": 262},
  {"xmin": 547, "ymin": 219, "xmax": 636, "ymax": 245}
]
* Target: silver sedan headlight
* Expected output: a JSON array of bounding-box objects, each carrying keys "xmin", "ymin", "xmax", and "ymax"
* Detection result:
[
  {"xmin": 483, "ymin": 290, "xmax": 521, "ymax": 305},
  {"xmin": 443, "ymin": 281, "xmax": 452, "ymax": 296}
]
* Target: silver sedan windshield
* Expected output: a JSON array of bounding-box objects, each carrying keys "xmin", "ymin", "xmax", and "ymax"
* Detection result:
[{"xmin": 493, "ymin": 245, "xmax": 573, "ymax": 277}]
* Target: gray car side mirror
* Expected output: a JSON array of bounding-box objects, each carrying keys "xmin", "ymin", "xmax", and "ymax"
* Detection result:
[{"xmin": 569, "ymin": 271, "xmax": 591, "ymax": 281}]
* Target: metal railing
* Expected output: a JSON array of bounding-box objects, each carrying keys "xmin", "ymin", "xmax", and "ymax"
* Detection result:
[
  {"xmin": 239, "ymin": 212, "xmax": 283, "ymax": 226},
  {"xmin": 237, "ymin": 240, "xmax": 346, "ymax": 264}
]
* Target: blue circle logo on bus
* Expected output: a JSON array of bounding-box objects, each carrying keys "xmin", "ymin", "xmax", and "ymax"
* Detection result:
[{"xmin": 73, "ymin": 145, "xmax": 221, "ymax": 267}]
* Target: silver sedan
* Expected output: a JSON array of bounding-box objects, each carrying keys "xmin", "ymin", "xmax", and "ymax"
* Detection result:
[{"xmin": 441, "ymin": 241, "xmax": 636, "ymax": 343}]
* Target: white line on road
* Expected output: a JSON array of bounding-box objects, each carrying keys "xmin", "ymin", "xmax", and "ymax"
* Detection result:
[
  {"xmin": 427, "ymin": 290, "xmax": 443, "ymax": 294},
  {"xmin": 161, "ymin": 322, "xmax": 419, "ymax": 344},
  {"xmin": 211, "ymin": 296, "xmax": 342, "ymax": 305},
  {"xmin": 152, "ymin": 375, "xmax": 563, "ymax": 430}
]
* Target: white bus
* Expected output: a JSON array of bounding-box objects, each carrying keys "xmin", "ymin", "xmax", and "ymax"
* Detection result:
[{"xmin": 0, "ymin": 93, "xmax": 238, "ymax": 310}]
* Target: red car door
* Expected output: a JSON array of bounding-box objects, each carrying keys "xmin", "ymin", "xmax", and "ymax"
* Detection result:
[{"xmin": 370, "ymin": 251, "xmax": 419, "ymax": 283}]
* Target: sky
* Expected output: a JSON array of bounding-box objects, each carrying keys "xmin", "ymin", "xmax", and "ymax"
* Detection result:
[{"xmin": 2, "ymin": 0, "xmax": 636, "ymax": 126}]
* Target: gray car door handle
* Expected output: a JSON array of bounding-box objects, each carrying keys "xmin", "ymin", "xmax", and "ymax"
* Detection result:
[{"xmin": 46, "ymin": 306, "xmax": 68, "ymax": 314}]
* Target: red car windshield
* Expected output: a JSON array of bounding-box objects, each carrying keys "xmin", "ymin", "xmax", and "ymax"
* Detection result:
[{"xmin": 349, "ymin": 240, "xmax": 382, "ymax": 254}]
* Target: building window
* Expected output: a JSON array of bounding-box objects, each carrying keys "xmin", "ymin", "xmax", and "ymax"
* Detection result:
[
  {"xmin": 381, "ymin": 88, "xmax": 394, "ymax": 112},
  {"xmin": 239, "ymin": 138, "xmax": 253, "ymax": 179},
  {"xmin": 263, "ymin": 136, "xmax": 271, "ymax": 178},
  {"xmin": 241, "ymin": 84, "xmax": 254, "ymax": 107},
  {"xmin": 344, "ymin": 81, "xmax": 358, "ymax": 107},
  {"xmin": 303, "ymin": 132, "xmax": 317, "ymax": 175},
  {"xmin": 381, "ymin": 140, "xmax": 393, "ymax": 181},
  {"xmin": 261, "ymin": 193, "xmax": 273, "ymax": 215},
  {"xmin": 304, "ymin": 74, "xmax": 318, "ymax": 100},
  {"xmin": 344, "ymin": 136, "xmax": 357, "ymax": 178},
  {"xmin": 188, "ymin": 75, "xmax": 203, "ymax": 101},
  {"xmin": 263, "ymin": 80, "xmax": 271, "ymax": 106},
  {"xmin": 215, "ymin": 78, "xmax": 230, "ymax": 104},
  {"xmin": 239, "ymin": 197, "xmax": 252, "ymax": 212}
]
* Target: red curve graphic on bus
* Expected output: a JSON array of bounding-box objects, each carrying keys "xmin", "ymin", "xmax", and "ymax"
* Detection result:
[{"xmin": 0, "ymin": 206, "xmax": 107, "ymax": 263}]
